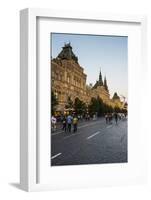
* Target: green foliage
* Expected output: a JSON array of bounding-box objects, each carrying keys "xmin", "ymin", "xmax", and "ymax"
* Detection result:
[
  {"xmin": 88, "ymin": 96, "xmax": 104, "ymax": 116},
  {"xmin": 74, "ymin": 97, "xmax": 87, "ymax": 114},
  {"xmin": 65, "ymin": 96, "xmax": 74, "ymax": 109},
  {"xmin": 88, "ymin": 96, "xmax": 116, "ymax": 116},
  {"xmin": 53, "ymin": 93, "xmax": 125, "ymax": 117}
]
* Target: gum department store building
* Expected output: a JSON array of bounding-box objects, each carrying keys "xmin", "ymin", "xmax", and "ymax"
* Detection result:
[{"xmin": 51, "ymin": 43, "xmax": 123, "ymax": 113}]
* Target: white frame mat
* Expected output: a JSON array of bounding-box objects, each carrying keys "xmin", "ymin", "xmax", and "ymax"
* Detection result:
[{"xmin": 20, "ymin": 8, "xmax": 147, "ymax": 191}]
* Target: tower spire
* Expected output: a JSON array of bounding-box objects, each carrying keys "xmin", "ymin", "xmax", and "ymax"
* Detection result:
[
  {"xmin": 104, "ymin": 75, "xmax": 109, "ymax": 92},
  {"xmin": 99, "ymin": 68, "xmax": 103, "ymax": 86}
]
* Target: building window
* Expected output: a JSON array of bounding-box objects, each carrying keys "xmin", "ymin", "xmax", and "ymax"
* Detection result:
[
  {"xmin": 67, "ymin": 76, "xmax": 70, "ymax": 83},
  {"xmin": 54, "ymin": 91, "xmax": 58, "ymax": 99},
  {"xmin": 52, "ymin": 79, "xmax": 54, "ymax": 85}
]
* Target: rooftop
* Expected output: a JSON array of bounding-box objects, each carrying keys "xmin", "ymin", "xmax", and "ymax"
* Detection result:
[{"xmin": 57, "ymin": 43, "xmax": 78, "ymax": 63}]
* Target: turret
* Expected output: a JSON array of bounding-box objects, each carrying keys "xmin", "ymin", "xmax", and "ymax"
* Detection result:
[
  {"xmin": 112, "ymin": 92, "xmax": 120, "ymax": 100},
  {"xmin": 98, "ymin": 69, "xmax": 103, "ymax": 86},
  {"xmin": 104, "ymin": 76, "xmax": 109, "ymax": 92},
  {"xmin": 57, "ymin": 43, "xmax": 78, "ymax": 63},
  {"xmin": 93, "ymin": 69, "xmax": 103, "ymax": 89}
]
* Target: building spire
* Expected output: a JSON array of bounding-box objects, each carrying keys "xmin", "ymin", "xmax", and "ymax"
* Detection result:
[
  {"xmin": 99, "ymin": 68, "xmax": 103, "ymax": 86},
  {"xmin": 104, "ymin": 76, "xmax": 109, "ymax": 92}
]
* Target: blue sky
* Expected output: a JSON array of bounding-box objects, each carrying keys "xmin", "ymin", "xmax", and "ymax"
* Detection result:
[{"xmin": 51, "ymin": 33, "xmax": 128, "ymax": 100}]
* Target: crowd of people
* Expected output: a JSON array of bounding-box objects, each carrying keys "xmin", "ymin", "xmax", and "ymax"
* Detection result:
[
  {"xmin": 105, "ymin": 112, "xmax": 127, "ymax": 125},
  {"xmin": 51, "ymin": 114, "xmax": 79, "ymax": 133},
  {"xmin": 51, "ymin": 112, "xmax": 127, "ymax": 133}
]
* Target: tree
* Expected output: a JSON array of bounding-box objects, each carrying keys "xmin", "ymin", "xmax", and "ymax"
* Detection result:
[
  {"xmin": 51, "ymin": 91, "xmax": 58, "ymax": 115},
  {"xmin": 88, "ymin": 96, "xmax": 104, "ymax": 116},
  {"xmin": 65, "ymin": 96, "xmax": 74, "ymax": 110},
  {"xmin": 74, "ymin": 97, "xmax": 87, "ymax": 115},
  {"xmin": 97, "ymin": 96, "xmax": 104, "ymax": 116},
  {"xmin": 88, "ymin": 96, "xmax": 117, "ymax": 116},
  {"xmin": 88, "ymin": 97, "xmax": 98, "ymax": 115}
]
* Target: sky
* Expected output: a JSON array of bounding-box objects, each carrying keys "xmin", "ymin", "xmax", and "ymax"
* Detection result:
[{"xmin": 51, "ymin": 33, "xmax": 128, "ymax": 100}]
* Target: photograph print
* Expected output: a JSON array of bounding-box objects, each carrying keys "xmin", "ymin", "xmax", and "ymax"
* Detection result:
[{"xmin": 51, "ymin": 33, "xmax": 128, "ymax": 166}]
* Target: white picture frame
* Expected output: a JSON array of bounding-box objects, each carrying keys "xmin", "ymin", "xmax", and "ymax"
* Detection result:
[{"xmin": 20, "ymin": 8, "xmax": 147, "ymax": 192}]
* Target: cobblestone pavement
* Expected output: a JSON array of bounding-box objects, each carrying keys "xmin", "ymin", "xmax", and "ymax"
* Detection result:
[{"xmin": 51, "ymin": 118, "xmax": 127, "ymax": 166}]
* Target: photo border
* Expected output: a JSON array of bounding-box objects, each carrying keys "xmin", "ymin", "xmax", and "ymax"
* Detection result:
[{"xmin": 50, "ymin": 32, "xmax": 128, "ymax": 166}]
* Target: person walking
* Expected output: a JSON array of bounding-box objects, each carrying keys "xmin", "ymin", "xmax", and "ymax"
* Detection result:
[
  {"xmin": 114, "ymin": 112, "xmax": 118, "ymax": 125},
  {"xmin": 73, "ymin": 115, "xmax": 78, "ymax": 133},
  {"xmin": 108, "ymin": 113, "xmax": 112, "ymax": 124},
  {"xmin": 105, "ymin": 113, "xmax": 109, "ymax": 124},
  {"xmin": 62, "ymin": 116, "xmax": 67, "ymax": 132},
  {"xmin": 67, "ymin": 114, "xmax": 73, "ymax": 133},
  {"xmin": 51, "ymin": 115, "xmax": 57, "ymax": 132}
]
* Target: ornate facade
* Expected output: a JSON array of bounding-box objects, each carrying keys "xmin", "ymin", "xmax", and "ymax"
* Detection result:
[{"xmin": 51, "ymin": 43, "xmax": 123, "ymax": 112}]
